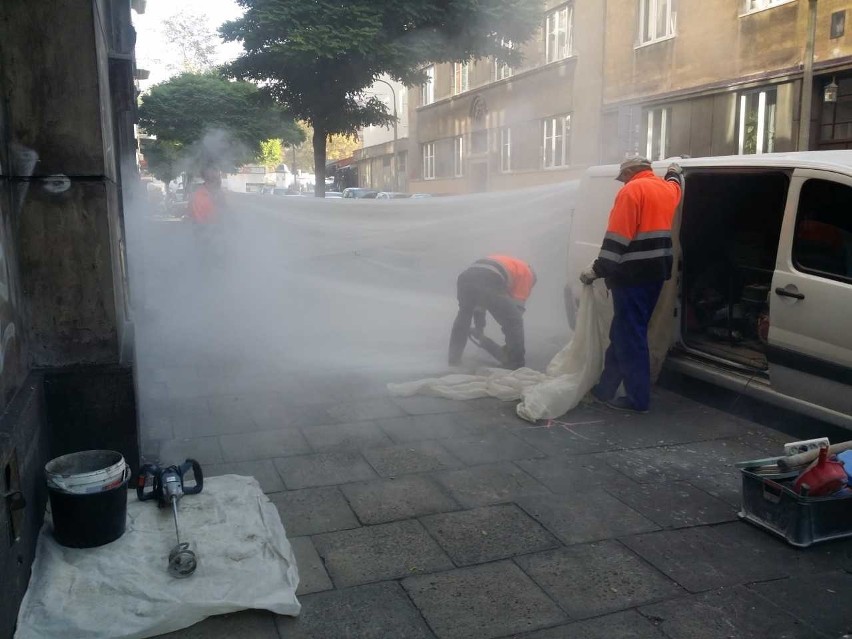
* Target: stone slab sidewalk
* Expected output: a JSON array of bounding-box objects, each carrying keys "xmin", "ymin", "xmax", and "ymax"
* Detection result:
[{"xmin": 140, "ymin": 372, "xmax": 852, "ymax": 639}]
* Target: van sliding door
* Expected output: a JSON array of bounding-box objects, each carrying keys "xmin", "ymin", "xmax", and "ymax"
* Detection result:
[{"xmin": 768, "ymin": 170, "xmax": 852, "ymax": 417}]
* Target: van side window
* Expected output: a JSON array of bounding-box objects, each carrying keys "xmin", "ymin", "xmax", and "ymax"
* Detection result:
[{"xmin": 793, "ymin": 179, "xmax": 852, "ymax": 283}]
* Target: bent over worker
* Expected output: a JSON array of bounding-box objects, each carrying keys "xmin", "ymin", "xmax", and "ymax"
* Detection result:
[
  {"xmin": 449, "ymin": 255, "xmax": 536, "ymax": 370},
  {"xmin": 581, "ymin": 157, "xmax": 683, "ymax": 413}
]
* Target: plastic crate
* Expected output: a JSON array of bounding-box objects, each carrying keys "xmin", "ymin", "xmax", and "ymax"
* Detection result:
[{"xmin": 738, "ymin": 469, "xmax": 852, "ymax": 547}]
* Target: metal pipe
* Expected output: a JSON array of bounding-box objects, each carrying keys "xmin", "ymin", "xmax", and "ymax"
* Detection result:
[{"xmin": 798, "ymin": 0, "xmax": 818, "ymax": 151}]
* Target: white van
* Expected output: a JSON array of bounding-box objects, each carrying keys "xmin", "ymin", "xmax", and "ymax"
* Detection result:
[{"xmin": 566, "ymin": 152, "xmax": 852, "ymax": 428}]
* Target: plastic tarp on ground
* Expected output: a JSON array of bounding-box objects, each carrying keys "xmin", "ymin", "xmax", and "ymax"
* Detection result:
[
  {"xmin": 388, "ymin": 273, "xmax": 677, "ymax": 421},
  {"xmin": 388, "ymin": 283, "xmax": 612, "ymax": 421},
  {"xmin": 15, "ymin": 476, "xmax": 300, "ymax": 639}
]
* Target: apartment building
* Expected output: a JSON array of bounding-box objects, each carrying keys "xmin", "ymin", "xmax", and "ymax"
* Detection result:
[
  {"xmin": 357, "ymin": 1, "xmax": 852, "ymax": 196},
  {"xmin": 352, "ymin": 76, "xmax": 410, "ymax": 192},
  {"xmin": 602, "ymin": 0, "xmax": 852, "ymax": 162},
  {"xmin": 406, "ymin": 0, "xmax": 606, "ymax": 194}
]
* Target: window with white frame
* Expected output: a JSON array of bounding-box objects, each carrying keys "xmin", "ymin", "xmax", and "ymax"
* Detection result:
[
  {"xmin": 743, "ymin": 0, "xmax": 792, "ymax": 14},
  {"xmin": 645, "ymin": 107, "xmax": 672, "ymax": 161},
  {"xmin": 454, "ymin": 136, "xmax": 464, "ymax": 177},
  {"xmin": 453, "ymin": 62, "xmax": 470, "ymax": 95},
  {"xmin": 422, "ymin": 142, "xmax": 435, "ymax": 179},
  {"xmin": 500, "ymin": 128, "xmax": 512, "ymax": 172},
  {"xmin": 494, "ymin": 40, "xmax": 514, "ymax": 81},
  {"xmin": 638, "ymin": 0, "xmax": 676, "ymax": 45},
  {"xmin": 738, "ymin": 88, "xmax": 777, "ymax": 155},
  {"xmin": 543, "ymin": 114, "xmax": 572, "ymax": 168},
  {"xmin": 421, "ymin": 66, "xmax": 435, "ymax": 105},
  {"xmin": 545, "ymin": 5, "xmax": 574, "ymax": 63}
]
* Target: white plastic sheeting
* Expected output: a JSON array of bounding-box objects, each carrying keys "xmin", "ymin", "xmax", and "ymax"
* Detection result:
[
  {"xmin": 389, "ymin": 283, "xmax": 612, "ymax": 421},
  {"xmin": 15, "ymin": 476, "xmax": 300, "ymax": 639},
  {"xmin": 128, "ymin": 181, "xmax": 578, "ymax": 409}
]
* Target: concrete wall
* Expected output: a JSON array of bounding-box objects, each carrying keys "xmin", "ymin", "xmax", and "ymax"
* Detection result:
[{"xmin": 0, "ymin": 2, "xmax": 141, "ymax": 635}]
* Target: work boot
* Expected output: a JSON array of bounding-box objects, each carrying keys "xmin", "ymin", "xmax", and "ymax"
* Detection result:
[{"xmin": 604, "ymin": 396, "xmax": 649, "ymax": 415}]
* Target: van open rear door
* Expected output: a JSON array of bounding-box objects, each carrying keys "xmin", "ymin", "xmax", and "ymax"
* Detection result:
[{"xmin": 768, "ymin": 169, "xmax": 852, "ymax": 418}]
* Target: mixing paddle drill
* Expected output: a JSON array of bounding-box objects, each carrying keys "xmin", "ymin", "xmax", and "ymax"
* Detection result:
[{"xmin": 137, "ymin": 459, "xmax": 204, "ymax": 577}]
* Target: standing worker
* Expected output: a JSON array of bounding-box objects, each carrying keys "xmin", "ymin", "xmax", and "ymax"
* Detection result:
[
  {"xmin": 580, "ymin": 157, "xmax": 684, "ymax": 413},
  {"xmin": 188, "ymin": 166, "xmax": 223, "ymax": 224},
  {"xmin": 449, "ymin": 255, "xmax": 536, "ymax": 369}
]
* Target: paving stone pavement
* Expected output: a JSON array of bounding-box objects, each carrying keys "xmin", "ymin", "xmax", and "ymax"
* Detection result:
[{"xmin": 141, "ymin": 372, "xmax": 852, "ymax": 639}]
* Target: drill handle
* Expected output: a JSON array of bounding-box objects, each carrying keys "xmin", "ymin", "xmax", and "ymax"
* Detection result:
[
  {"xmin": 180, "ymin": 459, "xmax": 204, "ymax": 495},
  {"xmin": 136, "ymin": 463, "xmax": 161, "ymax": 502}
]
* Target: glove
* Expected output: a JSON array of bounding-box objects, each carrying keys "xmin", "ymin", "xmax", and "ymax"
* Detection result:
[
  {"xmin": 579, "ymin": 265, "xmax": 598, "ymax": 286},
  {"xmin": 666, "ymin": 162, "xmax": 683, "ymax": 176}
]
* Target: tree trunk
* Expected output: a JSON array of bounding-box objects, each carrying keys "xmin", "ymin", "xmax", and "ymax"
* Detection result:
[{"xmin": 312, "ymin": 126, "xmax": 327, "ymax": 198}]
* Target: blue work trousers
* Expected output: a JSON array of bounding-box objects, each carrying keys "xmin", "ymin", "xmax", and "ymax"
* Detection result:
[{"xmin": 595, "ymin": 281, "xmax": 663, "ymax": 411}]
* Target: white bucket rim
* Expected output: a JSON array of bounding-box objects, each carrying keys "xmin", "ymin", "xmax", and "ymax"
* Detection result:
[{"xmin": 46, "ymin": 450, "xmax": 126, "ymax": 494}]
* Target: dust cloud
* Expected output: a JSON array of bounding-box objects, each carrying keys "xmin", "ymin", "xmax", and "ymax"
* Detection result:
[{"xmin": 126, "ymin": 177, "xmax": 578, "ymax": 439}]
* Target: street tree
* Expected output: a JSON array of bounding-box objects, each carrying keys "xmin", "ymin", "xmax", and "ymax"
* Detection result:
[
  {"xmin": 161, "ymin": 11, "xmax": 218, "ymax": 74},
  {"xmin": 221, "ymin": 0, "xmax": 542, "ymax": 196},
  {"xmin": 138, "ymin": 72, "xmax": 303, "ymax": 177},
  {"xmin": 257, "ymin": 139, "xmax": 284, "ymax": 169},
  {"xmin": 141, "ymin": 139, "xmax": 182, "ymax": 186},
  {"xmin": 283, "ymin": 122, "xmax": 360, "ymax": 178}
]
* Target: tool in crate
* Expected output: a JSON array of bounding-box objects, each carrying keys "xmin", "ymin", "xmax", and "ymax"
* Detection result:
[
  {"xmin": 137, "ymin": 459, "xmax": 204, "ymax": 577},
  {"xmin": 737, "ymin": 438, "xmax": 852, "ymax": 547}
]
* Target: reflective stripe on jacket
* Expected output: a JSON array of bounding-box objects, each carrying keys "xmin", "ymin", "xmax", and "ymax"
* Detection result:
[
  {"xmin": 470, "ymin": 255, "xmax": 536, "ymax": 302},
  {"xmin": 593, "ymin": 170, "xmax": 682, "ymax": 287}
]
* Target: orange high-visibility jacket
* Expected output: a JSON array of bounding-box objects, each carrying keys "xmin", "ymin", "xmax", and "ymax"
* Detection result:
[
  {"xmin": 189, "ymin": 185, "xmax": 216, "ymax": 223},
  {"xmin": 472, "ymin": 255, "xmax": 537, "ymax": 302},
  {"xmin": 593, "ymin": 170, "xmax": 682, "ymax": 287}
]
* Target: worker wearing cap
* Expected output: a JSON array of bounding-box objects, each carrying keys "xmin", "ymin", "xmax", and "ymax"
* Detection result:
[
  {"xmin": 580, "ymin": 157, "xmax": 683, "ymax": 413},
  {"xmin": 449, "ymin": 255, "xmax": 536, "ymax": 369}
]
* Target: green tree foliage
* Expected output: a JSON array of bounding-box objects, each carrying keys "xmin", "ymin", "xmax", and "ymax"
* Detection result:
[
  {"xmin": 257, "ymin": 138, "xmax": 284, "ymax": 168},
  {"xmin": 137, "ymin": 72, "xmax": 304, "ymax": 175},
  {"xmin": 141, "ymin": 139, "xmax": 182, "ymax": 185},
  {"xmin": 221, "ymin": 0, "xmax": 542, "ymax": 195}
]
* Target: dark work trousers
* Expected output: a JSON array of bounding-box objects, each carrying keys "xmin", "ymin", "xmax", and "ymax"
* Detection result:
[
  {"xmin": 594, "ymin": 281, "xmax": 663, "ymax": 411},
  {"xmin": 448, "ymin": 267, "xmax": 526, "ymax": 368}
]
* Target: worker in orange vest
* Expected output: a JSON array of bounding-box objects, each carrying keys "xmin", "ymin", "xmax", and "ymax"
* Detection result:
[
  {"xmin": 580, "ymin": 157, "xmax": 683, "ymax": 413},
  {"xmin": 449, "ymin": 255, "xmax": 536, "ymax": 369},
  {"xmin": 188, "ymin": 166, "xmax": 222, "ymax": 224}
]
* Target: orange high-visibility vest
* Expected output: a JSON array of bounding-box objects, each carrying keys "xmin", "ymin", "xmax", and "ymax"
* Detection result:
[
  {"xmin": 189, "ymin": 185, "xmax": 216, "ymax": 223},
  {"xmin": 480, "ymin": 254, "xmax": 536, "ymax": 302}
]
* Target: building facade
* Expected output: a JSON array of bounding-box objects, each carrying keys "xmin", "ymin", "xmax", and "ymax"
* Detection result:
[
  {"xmin": 406, "ymin": 0, "xmax": 607, "ymax": 195},
  {"xmin": 353, "ymin": 76, "xmax": 410, "ymax": 192},
  {"xmin": 602, "ymin": 0, "xmax": 852, "ymax": 163},
  {"xmin": 389, "ymin": 0, "xmax": 852, "ymax": 196}
]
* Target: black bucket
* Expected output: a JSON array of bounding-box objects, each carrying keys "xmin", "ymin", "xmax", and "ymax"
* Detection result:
[{"xmin": 48, "ymin": 478, "xmax": 129, "ymax": 548}]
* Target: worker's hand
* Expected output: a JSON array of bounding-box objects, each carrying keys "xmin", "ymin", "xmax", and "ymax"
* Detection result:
[
  {"xmin": 666, "ymin": 162, "xmax": 683, "ymax": 176},
  {"xmin": 579, "ymin": 266, "xmax": 598, "ymax": 286}
]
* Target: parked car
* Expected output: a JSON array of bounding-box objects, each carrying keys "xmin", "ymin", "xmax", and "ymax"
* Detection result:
[
  {"xmin": 566, "ymin": 151, "xmax": 852, "ymax": 428},
  {"xmin": 342, "ymin": 188, "xmax": 379, "ymax": 199},
  {"xmin": 375, "ymin": 192, "xmax": 411, "ymax": 199}
]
